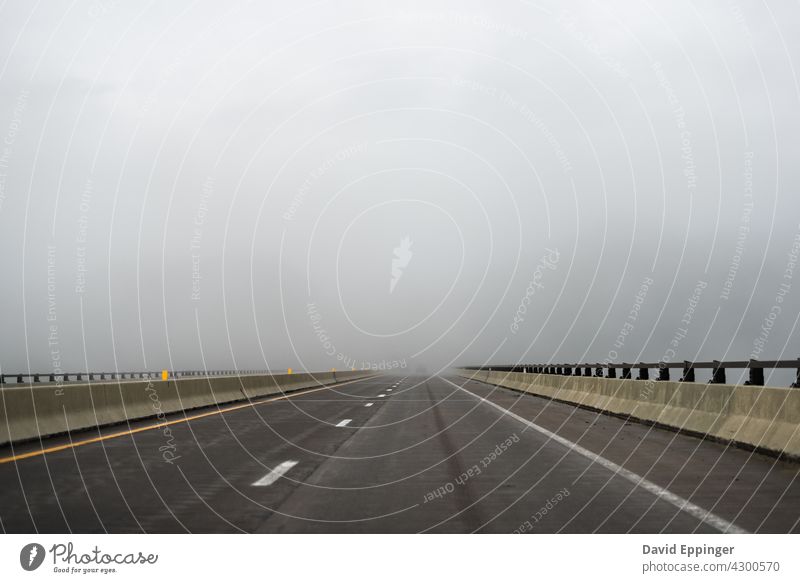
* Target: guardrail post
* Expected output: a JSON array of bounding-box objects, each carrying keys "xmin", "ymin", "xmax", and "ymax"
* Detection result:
[
  {"xmin": 746, "ymin": 362, "xmax": 764, "ymax": 386},
  {"xmin": 711, "ymin": 361, "xmax": 726, "ymax": 384},
  {"xmin": 33, "ymin": 374, "xmax": 40, "ymax": 382},
  {"xmin": 638, "ymin": 367, "xmax": 649, "ymax": 380},
  {"xmin": 792, "ymin": 365, "xmax": 800, "ymax": 388},
  {"xmin": 595, "ymin": 367, "xmax": 603, "ymax": 377},
  {"xmin": 621, "ymin": 367, "xmax": 631, "ymax": 380},
  {"xmin": 49, "ymin": 373, "xmax": 55, "ymax": 382},
  {"xmin": 658, "ymin": 366, "xmax": 669, "ymax": 381},
  {"xmin": 584, "ymin": 367, "xmax": 591, "ymax": 377},
  {"xmin": 607, "ymin": 367, "xmax": 616, "ymax": 379},
  {"xmin": 680, "ymin": 362, "xmax": 695, "ymax": 383},
  {"xmin": 76, "ymin": 373, "xmax": 82, "ymax": 381},
  {"xmin": 17, "ymin": 374, "xmax": 23, "ymax": 383}
]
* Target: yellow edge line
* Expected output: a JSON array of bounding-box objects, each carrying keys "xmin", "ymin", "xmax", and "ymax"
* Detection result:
[{"xmin": 0, "ymin": 376, "xmax": 374, "ymax": 465}]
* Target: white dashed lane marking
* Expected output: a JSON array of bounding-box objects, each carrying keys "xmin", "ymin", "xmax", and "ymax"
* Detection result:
[{"xmin": 252, "ymin": 460, "xmax": 298, "ymax": 487}]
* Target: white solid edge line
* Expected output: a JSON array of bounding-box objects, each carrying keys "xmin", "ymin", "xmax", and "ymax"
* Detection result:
[
  {"xmin": 443, "ymin": 377, "xmax": 748, "ymax": 534},
  {"xmin": 365, "ymin": 403, "xmax": 374, "ymax": 407},
  {"xmin": 252, "ymin": 460, "xmax": 299, "ymax": 487},
  {"xmin": 377, "ymin": 394, "xmax": 386, "ymax": 397},
  {"xmin": 336, "ymin": 419, "xmax": 353, "ymax": 427}
]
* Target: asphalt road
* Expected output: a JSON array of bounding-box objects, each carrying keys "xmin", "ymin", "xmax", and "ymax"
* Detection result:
[{"xmin": 1, "ymin": 374, "xmax": 798, "ymax": 533}]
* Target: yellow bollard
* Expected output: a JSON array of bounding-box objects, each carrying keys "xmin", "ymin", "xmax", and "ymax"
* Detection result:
[
  {"xmin": 287, "ymin": 368, "xmax": 293, "ymax": 375},
  {"xmin": 161, "ymin": 370, "xmax": 168, "ymax": 381}
]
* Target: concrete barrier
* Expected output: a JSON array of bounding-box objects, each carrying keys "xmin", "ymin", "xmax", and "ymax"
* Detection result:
[
  {"xmin": 458, "ymin": 369, "xmax": 800, "ymax": 458},
  {"xmin": 0, "ymin": 371, "xmax": 375, "ymax": 446},
  {"xmin": 238, "ymin": 374, "xmax": 284, "ymax": 400}
]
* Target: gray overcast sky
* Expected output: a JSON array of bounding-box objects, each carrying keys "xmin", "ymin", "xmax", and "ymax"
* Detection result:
[{"xmin": 1, "ymin": 0, "xmax": 799, "ymax": 381}]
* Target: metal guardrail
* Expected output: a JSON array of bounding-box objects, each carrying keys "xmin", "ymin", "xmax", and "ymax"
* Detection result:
[
  {"xmin": 0, "ymin": 370, "xmax": 274, "ymax": 385},
  {"xmin": 464, "ymin": 359, "xmax": 800, "ymax": 387}
]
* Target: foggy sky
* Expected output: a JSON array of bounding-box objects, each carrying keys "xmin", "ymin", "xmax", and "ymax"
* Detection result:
[{"xmin": 1, "ymin": 0, "xmax": 799, "ymax": 382}]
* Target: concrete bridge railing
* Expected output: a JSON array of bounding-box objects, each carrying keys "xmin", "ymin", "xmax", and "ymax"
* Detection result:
[
  {"xmin": 0, "ymin": 370, "xmax": 374, "ymax": 446},
  {"xmin": 458, "ymin": 368, "xmax": 800, "ymax": 459}
]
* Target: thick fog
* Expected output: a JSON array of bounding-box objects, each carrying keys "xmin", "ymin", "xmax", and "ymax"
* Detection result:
[{"xmin": 1, "ymin": 1, "xmax": 798, "ymax": 381}]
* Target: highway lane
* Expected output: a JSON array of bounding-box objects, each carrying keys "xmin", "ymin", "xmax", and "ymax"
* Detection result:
[
  {"xmin": 0, "ymin": 375, "xmax": 798, "ymax": 533},
  {"xmin": 0, "ymin": 376, "xmax": 384, "ymax": 533},
  {"xmin": 457, "ymin": 376, "xmax": 800, "ymax": 534}
]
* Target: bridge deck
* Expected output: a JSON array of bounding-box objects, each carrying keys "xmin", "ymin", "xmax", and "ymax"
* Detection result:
[{"xmin": 1, "ymin": 375, "xmax": 797, "ymax": 533}]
